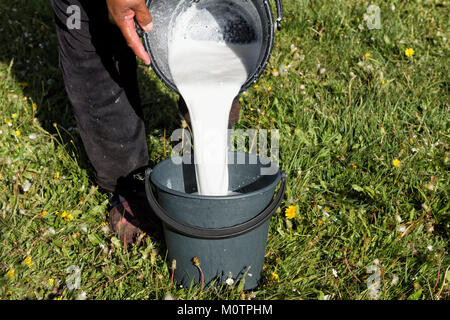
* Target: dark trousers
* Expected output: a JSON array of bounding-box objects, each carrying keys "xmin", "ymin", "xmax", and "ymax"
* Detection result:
[{"xmin": 51, "ymin": 0, "xmax": 149, "ymax": 192}]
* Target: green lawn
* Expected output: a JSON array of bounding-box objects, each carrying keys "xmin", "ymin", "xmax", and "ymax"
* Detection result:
[{"xmin": 0, "ymin": 0, "xmax": 449, "ymax": 300}]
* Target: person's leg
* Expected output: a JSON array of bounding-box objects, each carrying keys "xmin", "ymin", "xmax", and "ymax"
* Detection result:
[
  {"xmin": 52, "ymin": 0, "xmax": 159, "ymax": 245},
  {"xmin": 52, "ymin": 0, "xmax": 148, "ymax": 192}
]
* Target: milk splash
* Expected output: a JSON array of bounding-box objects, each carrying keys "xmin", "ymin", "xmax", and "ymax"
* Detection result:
[{"xmin": 168, "ymin": 3, "xmax": 261, "ymax": 195}]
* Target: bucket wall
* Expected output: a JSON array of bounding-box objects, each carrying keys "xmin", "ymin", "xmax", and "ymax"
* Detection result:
[{"xmin": 148, "ymin": 152, "xmax": 282, "ymax": 290}]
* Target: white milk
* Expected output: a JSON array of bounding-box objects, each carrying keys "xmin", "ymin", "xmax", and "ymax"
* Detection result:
[{"xmin": 168, "ymin": 6, "xmax": 260, "ymax": 195}]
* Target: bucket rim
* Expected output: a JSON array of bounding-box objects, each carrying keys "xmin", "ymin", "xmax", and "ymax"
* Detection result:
[
  {"xmin": 142, "ymin": 0, "xmax": 277, "ymax": 95},
  {"xmin": 150, "ymin": 152, "xmax": 281, "ymax": 200}
]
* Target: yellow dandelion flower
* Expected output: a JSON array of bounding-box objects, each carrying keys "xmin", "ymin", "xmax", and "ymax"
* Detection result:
[
  {"xmin": 40, "ymin": 210, "xmax": 47, "ymax": 217},
  {"xmin": 405, "ymin": 48, "xmax": 414, "ymax": 57},
  {"xmin": 11, "ymin": 113, "xmax": 18, "ymax": 119},
  {"xmin": 285, "ymin": 206, "xmax": 297, "ymax": 219},
  {"xmin": 381, "ymin": 80, "xmax": 385, "ymax": 85},
  {"xmin": 15, "ymin": 130, "xmax": 21, "ymax": 137},
  {"xmin": 53, "ymin": 172, "xmax": 60, "ymax": 180},
  {"xmin": 272, "ymin": 68, "xmax": 279, "ymax": 77},
  {"xmin": 364, "ymin": 52, "xmax": 371, "ymax": 58},
  {"xmin": 6, "ymin": 120, "xmax": 12, "ymax": 126},
  {"xmin": 267, "ymin": 85, "xmax": 272, "ymax": 91},
  {"xmin": 6, "ymin": 291, "xmax": 12, "ymax": 296},
  {"xmin": 32, "ymin": 103, "xmax": 37, "ymax": 109},
  {"xmin": 7, "ymin": 269, "xmax": 14, "ymax": 279},
  {"xmin": 24, "ymin": 256, "xmax": 34, "ymax": 268},
  {"xmin": 192, "ymin": 257, "xmax": 200, "ymax": 267},
  {"xmin": 57, "ymin": 296, "xmax": 63, "ymax": 300},
  {"xmin": 64, "ymin": 214, "xmax": 74, "ymax": 222},
  {"xmin": 392, "ymin": 158, "xmax": 401, "ymax": 168},
  {"xmin": 352, "ymin": 163, "xmax": 357, "ymax": 169},
  {"xmin": 253, "ymin": 84, "xmax": 259, "ymax": 89},
  {"xmin": 271, "ymin": 272, "xmax": 279, "ymax": 280},
  {"xmin": 409, "ymin": 138, "xmax": 414, "ymax": 143},
  {"xmin": 48, "ymin": 278, "xmax": 54, "ymax": 286}
]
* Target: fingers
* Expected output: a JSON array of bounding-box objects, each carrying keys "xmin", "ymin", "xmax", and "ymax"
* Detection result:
[
  {"xmin": 118, "ymin": 17, "xmax": 151, "ymax": 65},
  {"xmin": 106, "ymin": 0, "xmax": 152, "ymax": 65},
  {"xmin": 134, "ymin": 0, "xmax": 153, "ymax": 32}
]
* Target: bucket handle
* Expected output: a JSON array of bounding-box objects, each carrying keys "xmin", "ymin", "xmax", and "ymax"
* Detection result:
[
  {"xmin": 274, "ymin": 0, "xmax": 283, "ymax": 31},
  {"xmin": 144, "ymin": 168, "xmax": 287, "ymax": 240}
]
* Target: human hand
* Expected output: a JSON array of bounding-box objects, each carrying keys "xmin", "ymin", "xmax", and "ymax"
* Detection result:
[{"xmin": 106, "ymin": 0, "xmax": 153, "ymax": 65}]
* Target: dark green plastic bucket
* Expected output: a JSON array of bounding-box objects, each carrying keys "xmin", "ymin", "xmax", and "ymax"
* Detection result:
[{"xmin": 144, "ymin": 152, "xmax": 286, "ymax": 290}]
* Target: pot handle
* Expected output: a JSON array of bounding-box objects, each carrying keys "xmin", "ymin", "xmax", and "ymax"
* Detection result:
[
  {"xmin": 144, "ymin": 168, "xmax": 287, "ymax": 240},
  {"xmin": 274, "ymin": 0, "xmax": 283, "ymax": 31}
]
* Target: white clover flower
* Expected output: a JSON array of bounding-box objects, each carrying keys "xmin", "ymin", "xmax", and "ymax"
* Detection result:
[
  {"xmin": 397, "ymin": 224, "xmax": 406, "ymax": 233},
  {"xmin": 391, "ymin": 274, "xmax": 399, "ymax": 285},
  {"xmin": 28, "ymin": 133, "xmax": 37, "ymax": 140},
  {"xmin": 225, "ymin": 278, "xmax": 234, "ymax": 286},
  {"xmin": 332, "ymin": 269, "xmax": 338, "ymax": 278},
  {"xmin": 22, "ymin": 180, "xmax": 32, "ymax": 192},
  {"xmin": 76, "ymin": 291, "xmax": 87, "ymax": 300},
  {"xmin": 101, "ymin": 225, "xmax": 110, "ymax": 234},
  {"xmin": 427, "ymin": 245, "xmax": 433, "ymax": 251},
  {"xmin": 368, "ymin": 285, "xmax": 380, "ymax": 300}
]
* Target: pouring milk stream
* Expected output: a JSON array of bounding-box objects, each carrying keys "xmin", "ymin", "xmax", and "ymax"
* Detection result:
[{"xmin": 168, "ymin": 5, "xmax": 261, "ymax": 195}]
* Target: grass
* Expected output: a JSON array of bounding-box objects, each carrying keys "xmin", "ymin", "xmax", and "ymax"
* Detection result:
[{"xmin": 0, "ymin": 0, "xmax": 449, "ymax": 300}]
